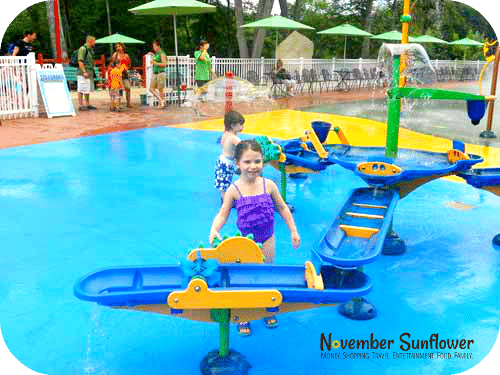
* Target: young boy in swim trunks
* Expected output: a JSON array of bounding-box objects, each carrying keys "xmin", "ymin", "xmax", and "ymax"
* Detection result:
[{"xmin": 214, "ymin": 111, "xmax": 245, "ymax": 200}]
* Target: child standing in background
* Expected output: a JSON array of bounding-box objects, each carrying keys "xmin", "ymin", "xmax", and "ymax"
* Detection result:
[
  {"xmin": 109, "ymin": 60, "xmax": 127, "ymax": 112},
  {"xmin": 214, "ymin": 111, "xmax": 245, "ymax": 200},
  {"xmin": 110, "ymin": 43, "xmax": 132, "ymax": 108},
  {"xmin": 209, "ymin": 139, "xmax": 301, "ymax": 336}
]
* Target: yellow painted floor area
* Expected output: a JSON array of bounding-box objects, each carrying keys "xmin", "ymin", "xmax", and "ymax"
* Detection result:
[{"xmin": 174, "ymin": 109, "xmax": 500, "ymax": 181}]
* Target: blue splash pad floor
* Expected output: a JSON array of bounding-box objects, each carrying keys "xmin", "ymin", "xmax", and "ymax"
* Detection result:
[{"xmin": 0, "ymin": 127, "xmax": 499, "ymax": 375}]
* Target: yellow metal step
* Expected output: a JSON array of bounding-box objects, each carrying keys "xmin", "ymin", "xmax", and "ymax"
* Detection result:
[
  {"xmin": 346, "ymin": 212, "xmax": 384, "ymax": 220},
  {"xmin": 339, "ymin": 224, "xmax": 380, "ymax": 239}
]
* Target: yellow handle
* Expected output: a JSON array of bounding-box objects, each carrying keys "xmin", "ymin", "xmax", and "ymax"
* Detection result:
[
  {"xmin": 357, "ymin": 161, "xmax": 402, "ymax": 176},
  {"xmin": 188, "ymin": 236, "xmax": 265, "ymax": 264},
  {"xmin": 167, "ymin": 278, "xmax": 282, "ymax": 309},
  {"xmin": 448, "ymin": 149, "xmax": 469, "ymax": 163},
  {"xmin": 304, "ymin": 261, "xmax": 324, "ymax": 290}
]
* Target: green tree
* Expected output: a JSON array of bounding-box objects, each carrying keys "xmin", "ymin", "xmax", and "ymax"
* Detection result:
[
  {"xmin": 2, "ymin": 0, "xmax": 497, "ymax": 61},
  {"xmin": 1, "ymin": 2, "xmax": 50, "ymax": 56}
]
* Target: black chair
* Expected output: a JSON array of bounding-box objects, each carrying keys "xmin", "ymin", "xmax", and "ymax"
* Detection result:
[
  {"xmin": 270, "ymin": 71, "xmax": 287, "ymax": 98},
  {"xmin": 333, "ymin": 69, "xmax": 351, "ymax": 92},
  {"xmin": 370, "ymin": 67, "xmax": 385, "ymax": 88},
  {"xmin": 350, "ymin": 68, "xmax": 364, "ymax": 89},
  {"xmin": 459, "ymin": 66, "xmax": 470, "ymax": 81},
  {"xmin": 246, "ymin": 70, "xmax": 260, "ymax": 85},
  {"xmin": 310, "ymin": 69, "xmax": 321, "ymax": 92},
  {"xmin": 321, "ymin": 69, "xmax": 334, "ymax": 92},
  {"xmin": 293, "ymin": 70, "xmax": 304, "ymax": 94},
  {"xmin": 450, "ymin": 66, "xmax": 457, "ymax": 81},
  {"xmin": 362, "ymin": 68, "xmax": 375, "ymax": 88},
  {"xmin": 302, "ymin": 69, "xmax": 314, "ymax": 93}
]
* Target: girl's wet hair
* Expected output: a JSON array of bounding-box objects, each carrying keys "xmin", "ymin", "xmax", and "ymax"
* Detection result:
[
  {"xmin": 234, "ymin": 139, "xmax": 263, "ymax": 162},
  {"xmin": 224, "ymin": 111, "xmax": 245, "ymax": 131}
]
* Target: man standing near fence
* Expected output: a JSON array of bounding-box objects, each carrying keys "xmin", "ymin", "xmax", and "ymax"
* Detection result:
[
  {"xmin": 77, "ymin": 35, "xmax": 97, "ymax": 111},
  {"xmin": 11, "ymin": 31, "xmax": 37, "ymax": 56}
]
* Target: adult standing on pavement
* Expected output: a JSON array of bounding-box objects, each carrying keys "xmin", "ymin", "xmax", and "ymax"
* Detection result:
[
  {"xmin": 12, "ymin": 30, "xmax": 37, "ymax": 56},
  {"xmin": 194, "ymin": 40, "xmax": 214, "ymax": 90},
  {"xmin": 77, "ymin": 35, "xmax": 97, "ymax": 111},
  {"xmin": 110, "ymin": 43, "xmax": 132, "ymax": 108},
  {"xmin": 150, "ymin": 39, "xmax": 167, "ymax": 107}
]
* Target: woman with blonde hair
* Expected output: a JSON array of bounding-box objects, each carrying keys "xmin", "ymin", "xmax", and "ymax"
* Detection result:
[{"xmin": 275, "ymin": 58, "xmax": 297, "ymax": 96}]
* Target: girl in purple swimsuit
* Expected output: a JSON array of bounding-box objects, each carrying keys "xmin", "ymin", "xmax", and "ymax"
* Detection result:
[{"xmin": 209, "ymin": 139, "xmax": 300, "ymax": 336}]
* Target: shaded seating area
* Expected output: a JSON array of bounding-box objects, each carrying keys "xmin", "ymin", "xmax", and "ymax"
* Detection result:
[
  {"xmin": 261, "ymin": 66, "xmax": 390, "ymax": 96},
  {"xmin": 458, "ymin": 65, "xmax": 480, "ymax": 81}
]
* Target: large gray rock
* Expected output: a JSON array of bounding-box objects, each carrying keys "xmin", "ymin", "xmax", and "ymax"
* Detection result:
[{"xmin": 276, "ymin": 31, "xmax": 314, "ymax": 59}]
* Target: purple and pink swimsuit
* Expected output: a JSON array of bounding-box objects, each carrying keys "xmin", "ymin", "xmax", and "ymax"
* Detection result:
[{"xmin": 233, "ymin": 179, "xmax": 275, "ymax": 244}]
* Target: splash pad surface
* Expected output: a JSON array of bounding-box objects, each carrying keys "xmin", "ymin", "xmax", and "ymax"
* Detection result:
[{"xmin": 0, "ymin": 114, "xmax": 499, "ymax": 374}]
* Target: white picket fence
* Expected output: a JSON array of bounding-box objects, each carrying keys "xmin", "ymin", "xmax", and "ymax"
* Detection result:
[
  {"xmin": 0, "ymin": 53, "xmax": 487, "ymax": 116},
  {"xmin": 144, "ymin": 54, "xmax": 486, "ymax": 96},
  {"xmin": 0, "ymin": 53, "xmax": 38, "ymax": 120}
]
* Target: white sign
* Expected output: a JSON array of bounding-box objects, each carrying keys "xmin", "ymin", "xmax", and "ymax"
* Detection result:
[{"xmin": 36, "ymin": 64, "xmax": 75, "ymax": 118}]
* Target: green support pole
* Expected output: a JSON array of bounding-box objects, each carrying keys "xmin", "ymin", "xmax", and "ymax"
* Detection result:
[
  {"xmin": 386, "ymin": 55, "xmax": 402, "ymax": 158},
  {"xmin": 211, "ymin": 309, "xmax": 230, "ymax": 357},
  {"xmin": 279, "ymin": 162, "xmax": 287, "ymax": 201}
]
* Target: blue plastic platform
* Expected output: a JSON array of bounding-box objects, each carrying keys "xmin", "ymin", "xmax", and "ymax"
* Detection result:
[
  {"xmin": 313, "ymin": 187, "xmax": 399, "ymax": 268},
  {"xmin": 277, "ymin": 138, "xmax": 334, "ymax": 171},
  {"xmin": 459, "ymin": 167, "xmax": 500, "ymax": 188},
  {"xmin": 326, "ymin": 144, "xmax": 483, "ymax": 186},
  {"xmin": 0, "ymin": 127, "xmax": 499, "ymax": 375},
  {"xmin": 74, "ymin": 263, "xmax": 371, "ymax": 308}
]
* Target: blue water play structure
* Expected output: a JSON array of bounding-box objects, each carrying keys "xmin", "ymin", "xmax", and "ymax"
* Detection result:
[{"xmin": 74, "ymin": 43, "xmax": 500, "ymax": 374}]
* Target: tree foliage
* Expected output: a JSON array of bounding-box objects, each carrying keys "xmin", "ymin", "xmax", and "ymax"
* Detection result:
[{"xmin": 1, "ymin": 0, "xmax": 496, "ymax": 62}]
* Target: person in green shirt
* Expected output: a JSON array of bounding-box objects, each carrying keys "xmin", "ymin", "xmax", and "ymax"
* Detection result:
[
  {"xmin": 150, "ymin": 39, "xmax": 167, "ymax": 107},
  {"xmin": 194, "ymin": 40, "xmax": 213, "ymax": 90},
  {"xmin": 77, "ymin": 35, "xmax": 97, "ymax": 111}
]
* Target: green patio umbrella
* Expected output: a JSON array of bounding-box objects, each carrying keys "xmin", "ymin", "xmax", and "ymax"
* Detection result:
[
  {"xmin": 318, "ymin": 23, "xmax": 372, "ymax": 59},
  {"xmin": 95, "ymin": 33, "xmax": 145, "ymax": 45},
  {"xmin": 414, "ymin": 35, "xmax": 449, "ymax": 44},
  {"xmin": 129, "ymin": 0, "xmax": 216, "ymax": 103},
  {"xmin": 449, "ymin": 37, "xmax": 484, "ymax": 46},
  {"xmin": 449, "ymin": 37, "xmax": 483, "ymax": 59},
  {"xmin": 371, "ymin": 30, "xmax": 417, "ymax": 42},
  {"xmin": 129, "ymin": 0, "xmax": 215, "ymax": 58},
  {"xmin": 241, "ymin": 15, "xmax": 315, "ymax": 52}
]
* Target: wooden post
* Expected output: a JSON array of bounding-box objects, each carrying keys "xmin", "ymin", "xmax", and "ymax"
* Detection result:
[{"xmin": 481, "ymin": 45, "xmax": 500, "ymax": 138}]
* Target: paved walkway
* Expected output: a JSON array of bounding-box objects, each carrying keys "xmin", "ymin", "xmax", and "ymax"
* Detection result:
[{"xmin": 0, "ymin": 86, "xmax": 388, "ymax": 148}]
